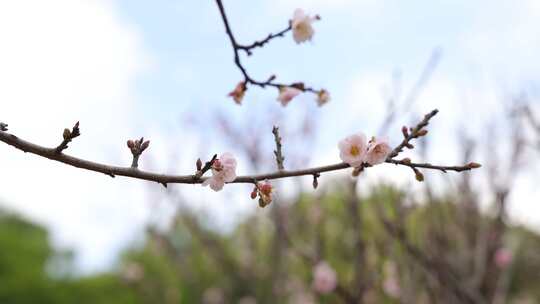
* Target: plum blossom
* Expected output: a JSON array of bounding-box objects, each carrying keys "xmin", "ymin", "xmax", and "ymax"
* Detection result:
[
  {"xmin": 365, "ymin": 137, "xmax": 392, "ymax": 165},
  {"xmin": 338, "ymin": 132, "xmax": 368, "ymax": 167},
  {"xmin": 317, "ymin": 89, "xmax": 330, "ymax": 106},
  {"xmin": 312, "ymin": 261, "xmax": 337, "ymax": 294},
  {"xmin": 494, "ymin": 247, "xmax": 513, "ymax": 268},
  {"xmin": 277, "ymin": 86, "xmax": 301, "ymax": 106},
  {"xmin": 202, "ymin": 153, "xmax": 237, "ymax": 191},
  {"xmin": 291, "ymin": 9, "xmax": 317, "ymax": 44},
  {"xmin": 228, "ymin": 81, "xmax": 246, "ymax": 104},
  {"xmin": 257, "ymin": 180, "xmax": 273, "ymax": 206}
]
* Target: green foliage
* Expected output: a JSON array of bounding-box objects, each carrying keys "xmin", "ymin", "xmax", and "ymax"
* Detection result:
[
  {"xmin": 0, "ymin": 211, "xmax": 140, "ymax": 304},
  {"xmin": 1, "ymin": 180, "xmax": 540, "ymax": 303}
]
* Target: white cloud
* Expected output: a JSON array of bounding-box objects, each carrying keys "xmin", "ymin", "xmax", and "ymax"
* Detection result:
[{"xmin": 0, "ymin": 0, "xmax": 152, "ymax": 272}]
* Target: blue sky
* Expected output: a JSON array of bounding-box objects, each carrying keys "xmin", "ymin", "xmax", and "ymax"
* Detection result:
[{"xmin": 0, "ymin": 0, "xmax": 539, "ymax": 272}]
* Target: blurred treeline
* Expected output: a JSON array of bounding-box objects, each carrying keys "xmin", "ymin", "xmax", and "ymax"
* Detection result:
[{"xmin": 2, "ymin": 178, "xmax": 540, "ymax": 303}]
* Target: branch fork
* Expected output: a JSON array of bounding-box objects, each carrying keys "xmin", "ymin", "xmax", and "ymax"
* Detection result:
[
  {"xmin": 127, "ymin": 137, "xmax": 150, "ymax": 169},
  {"xmin": 55, "ymin": 121, "xmax": 80, "ymax": 154}
]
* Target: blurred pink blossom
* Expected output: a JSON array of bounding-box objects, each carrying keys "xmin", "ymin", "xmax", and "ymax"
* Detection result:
[
  {"xmin": 228, "ymin": 81, "xmax": 246, "ymax": 105},
  {"xmin": 312, "ymin": 261, "xmax": 337, "ymax": 294},
  {"xmin": 277, "ymin": 87, "xmax": 301, "ymax": 106},
  {"xmin": 494, "ymin": 247, "xmax": 513, "ymax": 268}
]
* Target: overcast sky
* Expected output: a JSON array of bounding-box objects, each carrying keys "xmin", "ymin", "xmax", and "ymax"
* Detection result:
[{"xmin": 0, "ymin": 0, "xmax": 539, "ymax": 272}]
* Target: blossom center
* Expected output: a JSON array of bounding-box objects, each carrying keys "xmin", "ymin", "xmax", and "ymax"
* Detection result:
[{"xmin": 350, "ymin": 145, "xmax": 360, "ymax": 156}]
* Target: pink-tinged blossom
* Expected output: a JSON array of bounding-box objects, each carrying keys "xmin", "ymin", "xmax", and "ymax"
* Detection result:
[
  {"xmin": 291, "ymin": 9, "xmax": 317, "ymax": 44},
  {"xmin": 338, "ymin": 132, "xmax": 368, "ymax": 167},
  {"xmin": 365, "ymin": 137, "xmax": 392, "ymax": 165},
  {"xmin": 494, "ymin": 247, "xmax": 513, "ymax": 268},
  {"xmin": 258, "ymin": 180, "xmax": 273, "ymax": 205},
  {"xmin": 317, "ymin": 89, "xmax": 330, "ymax": 106},
  {"xmin": 277, "ymin": 86, "xmax": 301, "ymax": 106},
  {"xmin": 202, "ymin": 153, "xmax": 237, "ymax": 192},
  {"xmin": 312, "ymin": 261, "xmax": 337, "ymax": 294},
  {"xmin": 228, "ymin": 81, "xmax": 246, "ymax": 105}
]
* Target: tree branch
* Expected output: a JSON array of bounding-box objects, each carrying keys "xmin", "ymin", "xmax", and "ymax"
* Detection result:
[{"xmin": 0, "ymin": 110, "xmax": 480, "ymax": 186}]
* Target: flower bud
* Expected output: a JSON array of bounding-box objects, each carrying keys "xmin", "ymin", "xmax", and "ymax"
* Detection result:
[
  {"xmin": 250, "ymin": 188, "xmax": 258, "ymax": 199},
  {"xmin": 196, "ymin": 158, "xmax": 203, "ymax": 171},
  {"xmin": 415, "ymin": 170, "xmax": 424, "ymax": 182},
  {"xmin": 468, "ymin": 162, "xmax": 481, "ymax": 169},
  {"xmin": 127, "ymin": 140, "xmax": 135, "ymax": 149},
  {"xmin": 63, "ymin": 128, "xmax": 71, "ymax": 140},
  {"xmin": 316, "ymin": 89, "xmax": 330, "ymax": 107},
  {"xmin": 401, "ymin": 126, "xmax": 409, "ymax": 138},
  {"xmin": 141, "ymin": 140, "xmax": 150, "ymax": 151},
  {"xmin": 416, "ymin": 129, "xmax": 428, "ymax": 137}
]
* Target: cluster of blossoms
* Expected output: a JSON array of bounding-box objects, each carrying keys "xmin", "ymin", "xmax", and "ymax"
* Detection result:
[
  {"xmin": 338, "ymin": 132, "xmax": 392, "ymax": 168},
  {"xmin": 201, "ymin": 132, "xmax": 391, "ymax": 200},
  {"xmin": 227, "ymin": 8, "xmax": 330, "ymax": 108},
  {"xmin": 228, "ymin": 82, "xmax": 330, "ymax": 108}
]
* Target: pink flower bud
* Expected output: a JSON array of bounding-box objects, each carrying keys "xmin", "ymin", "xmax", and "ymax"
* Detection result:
[
  {"xmin": 317, "ymin": 89, "xmax": 330, "ymax": 106},
  {"xmin": 250, "ymin": 188, "xmax": 258, "ymax": 199},
  {"xmin": 127, "ymin": 140, "xmax": 135, "ymax": 149},
  {"xmin": 257, "ymin": 180, "xmax": 273, "ymax": 206},
  {"xmin": 277, "ymin": 87, "xmax": 302, "ymax": 106},
  {"xmin": 228, "ymin": 81, "xmax": 247, "ymax": 105}
]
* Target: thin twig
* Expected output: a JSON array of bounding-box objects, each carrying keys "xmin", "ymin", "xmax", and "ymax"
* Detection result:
[
  {"xmin": 272, "ymin": 126, "xmax": 285, "ymax": 170},
  {"xmin": 194, "ymin": 154, "xmax": 218, "ymax": 179},
  {"xmin": 387, "ymin": 109, "xmax": 438, "ymax": 159},
  {"xmin": 214, "ymin": 0, "xmax": 320, "ymax": 95},
  {"xmin": 237, "ymin": 24, "xmax": 292, "ymax": 55}
]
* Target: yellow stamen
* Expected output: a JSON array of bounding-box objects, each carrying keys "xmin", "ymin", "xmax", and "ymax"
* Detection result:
[{"xmin": 350, "ymin": 145, "xmax": 360, "ymax": 156}]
